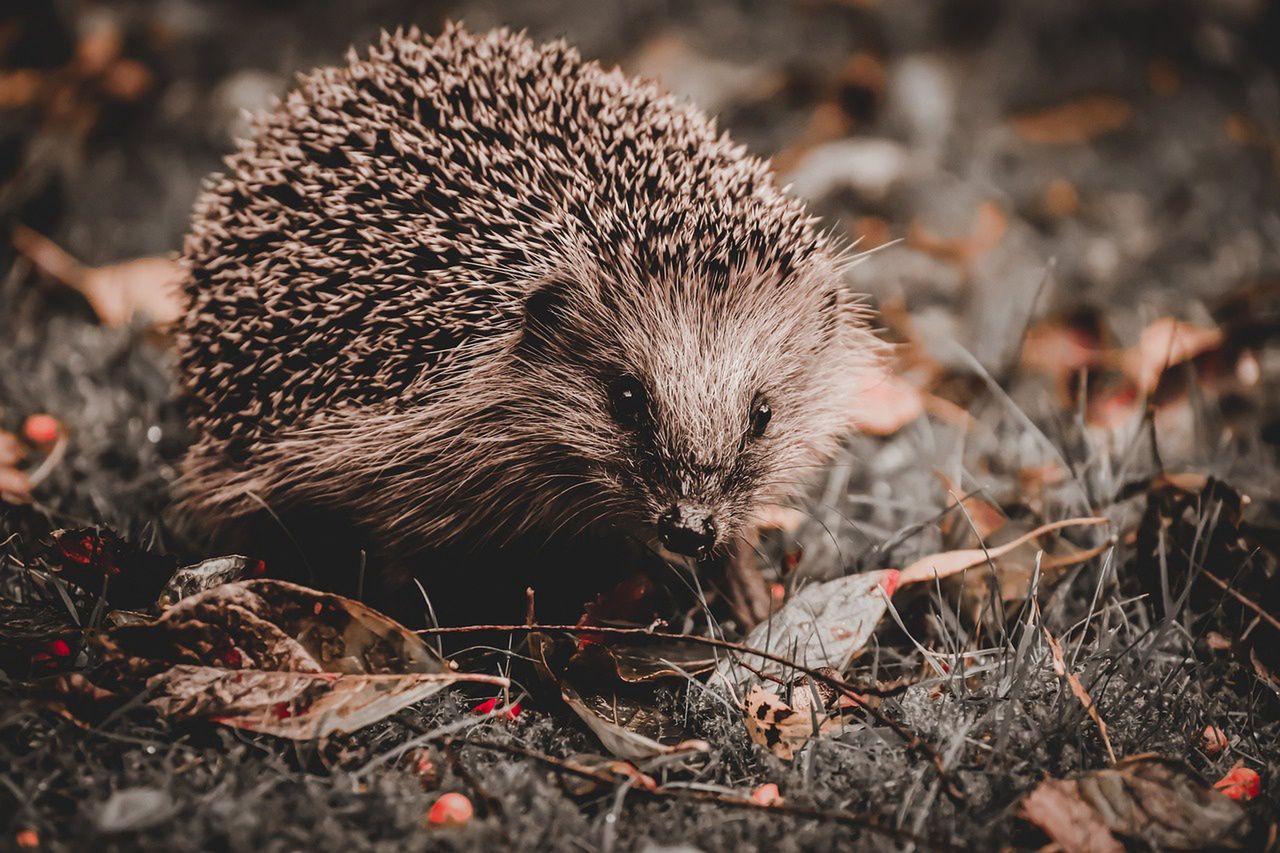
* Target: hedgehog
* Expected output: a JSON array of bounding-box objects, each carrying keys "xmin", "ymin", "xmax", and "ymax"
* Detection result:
[{"xmin": 176, "ymin": 24, "xmax": 880, "ymax": 624}]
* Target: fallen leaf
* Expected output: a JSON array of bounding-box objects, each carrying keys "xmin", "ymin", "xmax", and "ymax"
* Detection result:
[
  {"xmin": 743, "ymin": 683, "xmax": 842, "ymax": 761},
  {"xmin": 851, "ymin": 371, "xmax": 926, "ymax": 435},
  {"xmin": 716, "ymin": 569, "xmax": 897, "ymax": 687},
  {"xmin": 12, "ymin": 225, "xmax": 184, "ymax": 328},
  {"xmin": 899, "ymin": 517, "xmax": 1109, "ymax": 585},
  {"xmin": 1121, "ymin": 317, "xmax": 1224, "ymax": 396},
  {"xmin": 1021, "ymin": 756, "xmax": 1249, "ymax": 850},
  {"xmin": 1011, "ymin": 95, "xmax": 1132, "ymax": 144},
  {"xmin": 529, "ymin": 630, "xmax": 706, "ymax": 760},
  {"xmin": 1021, "ymin": 777, "xmax": 1123, "ymax": 853},
  {"xmin": 102, "ymin": 579, "xmax": 506, "ymax": 738},
  {"xmin": 1021, "ymin": 319, "xmax": 1103, "ymax": 383},
  {"xmin": 718, "ymin": 518, "xmax": 1108, "ymax": 689},
  {"xmin": 157, "ymin": 666, "xmax": 475, "ymax": 739},
  {"xmin": 1202, "ymin": 725, "xmax": 1229, "ymax": 757},
  {"xmin": 937, "ymin": 473, "xmax": 1006, "ymax": 540},
  {"xmin": 156, "ymin": 555, "xmax": 260, "ymax": 608}
]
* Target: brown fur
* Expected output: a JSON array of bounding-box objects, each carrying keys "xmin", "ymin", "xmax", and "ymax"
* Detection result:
[{"xmin": 176, "ymin": 24, "xmax": 881, "ymax": 604}]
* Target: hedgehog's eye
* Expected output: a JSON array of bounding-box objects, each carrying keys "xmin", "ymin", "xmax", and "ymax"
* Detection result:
[
  {"xmin": 749, "ymin": 397, "xmax": 772, "ymax": 438},
  {"xmin": 608, "ymin": 375, "xmax": 648, "ymax": 425}
]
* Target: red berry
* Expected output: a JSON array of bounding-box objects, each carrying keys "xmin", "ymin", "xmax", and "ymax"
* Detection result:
[
  {"xmin": 22, "ymin": 414, "xmax": 60, "ymax": 445},
  {"xmin": 427, "ymin": 792, "xmax": 473, "ymax": 827},
  {"xmin": 1214, "ymin": 766, "xmax": 1261, "ymax": 801},
  {"xmin": 751, "ymin": 783, "xmax": 782, "ymax": 806}
]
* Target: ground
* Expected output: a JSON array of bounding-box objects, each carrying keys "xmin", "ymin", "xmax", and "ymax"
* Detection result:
[{"xmin": 2, "ymin": 1, "xmax": 1280, "ymax": 850}]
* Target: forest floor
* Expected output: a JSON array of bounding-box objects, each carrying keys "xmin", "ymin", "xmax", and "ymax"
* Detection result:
[{"xmin": 2, "ymin": 1, "xmax": 1280, "ymax": 850}]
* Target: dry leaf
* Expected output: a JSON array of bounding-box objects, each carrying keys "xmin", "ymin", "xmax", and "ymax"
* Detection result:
[
  {"xmin": 153, "ymin": 666, "xmax": 482, "ymax": 739},
  {"xmin": 529, "ymin": 631, "xmax": 705, "ymax": 760},
  {"xmin": 1021, "ymin": 778, "xmax": 1124, "ymax": 853},
  {"xmin": 1021, "ymin": 320, "xmax": 1102, "ymax": 382},
  {"xmin": 743, "ymin": 683, "xmax": 842, "ymax": 760},
  {"xmin": 13, "ymin": 225, "xmax": 184, "ymax": 328},
  {"xmin": 102, "ymin": 579, "xmax": 505, "ymax": 738},
  {"xmin": 1043, "ymin": 621, "xmax": 1116, "ymax": 764},
  {"xmin": 718, "ymin": 518, "xmax": 1107, "ymax": 690},
  {"xmin": 1021, "ymin": 756, "xmax": 1248, "ymax": 850},
  {"xmin": 937, "ymin": 473, "xmax": 1006, "ymax": 540},
  {"xmin": 1011, "ymin": 95, "xmax": 1132, "ymax": 144},
  {"xmin": 1121, "ymin": 317, "xmax": 1223, "ymax": 395},
  {"xmin": 45, "ymin": 528, "xmax": 178, "ymax": 608},
  {"xmin": 156, "ymin": 555, "xmax": 261, "ymax": 608},
  {"xmin": 716, "ymin": 569, "xmax": 898, "ymax": 687},
  {"xmin": 899, "ymin": 517, "xmax": 1108, "ymax": 585},
  {"xmin": 851, "ymin": 371, "xmax": 926, "ymax": 435}
]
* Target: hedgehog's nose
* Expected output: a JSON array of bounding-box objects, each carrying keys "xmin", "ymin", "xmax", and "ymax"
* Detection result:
[{"xmin": 658, "ymin": 504, "xmax": 717, "ymax": 558}]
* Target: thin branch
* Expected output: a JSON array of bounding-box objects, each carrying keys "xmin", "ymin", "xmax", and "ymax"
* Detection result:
[{"xmin": 417, "ymin": 621, "xmax": 966, "ymax": 802}]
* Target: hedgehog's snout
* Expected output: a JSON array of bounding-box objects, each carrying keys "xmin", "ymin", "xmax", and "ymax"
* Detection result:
[{"xmin": 657, "ymin": 503, "xmax": 718, "ymax": 559}]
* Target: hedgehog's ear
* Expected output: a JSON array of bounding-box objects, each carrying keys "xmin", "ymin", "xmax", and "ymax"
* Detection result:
[{"xmin": 519, "ymin": 275, "xmax": 574, "ymax": 353}]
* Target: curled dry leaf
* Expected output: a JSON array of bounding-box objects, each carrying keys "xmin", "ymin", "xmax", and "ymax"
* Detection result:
[
  {"xmin": 899, "ymin": 516, "xmax": 1108, "ymax": 585},
  {"xmin": 743, "ymin": 683, "xmax": 843, "ymax": 761},
  {"xmin": 13, "ymin": 225, "xmax": 184, "ymax": 328},
  {"xmin": 156, "ymin": 555, "xmax": 262, "ymax": 608},
  {"xmin": 1122, "ymin": 317, "xmax": 1224, "ymax": 396},
  {"xmin": 1021, "ymin": 756, "xmax": 1249, "ymax": 851},
  {"xmin": 530, "ymin": 630, "xmax": 706, "ymax": 760},
  {"xmin": 103, "ymin": 579, "xmax": 506, "ymax": 738}
]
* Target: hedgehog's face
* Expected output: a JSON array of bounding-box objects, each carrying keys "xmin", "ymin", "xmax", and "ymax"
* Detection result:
[{"xmin": 515, "ymin": 264, "xmax": 870, "ymax": 559}]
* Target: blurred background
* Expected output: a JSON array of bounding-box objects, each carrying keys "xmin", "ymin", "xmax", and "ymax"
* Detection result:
[{"xmin": 1, "ymin": 0, "xmax": 1279, "ymax": 544}]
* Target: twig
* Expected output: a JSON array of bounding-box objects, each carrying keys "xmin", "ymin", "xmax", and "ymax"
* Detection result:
[
  {"xmin": 417, "ymin": 621, "xmax": 966, "ymax": 802},
  {"xmin": 464, "ymin": 737, "xmax": 963, "ymax": 851},
  {"xmin": 1198, "ymin": 569, "xmax": 1280, "ymax": 634}
]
